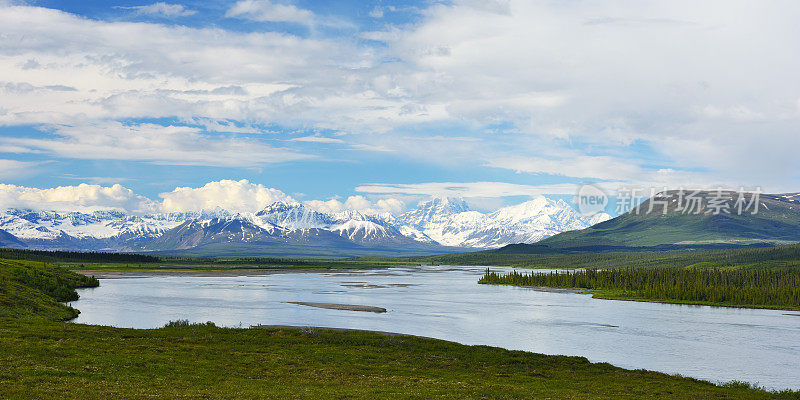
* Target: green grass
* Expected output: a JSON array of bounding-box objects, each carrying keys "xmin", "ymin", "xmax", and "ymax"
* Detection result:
[
  {"xmin": 2, "ymin": 258, "xmax": 798, "ymax": 398},
  {"xmin": 3, "ymin": 317, "xmax": 798, "ymax": 399},
  {"xmin": 0, "ymin": 258, "xmax": 98, "ymax": 320}
]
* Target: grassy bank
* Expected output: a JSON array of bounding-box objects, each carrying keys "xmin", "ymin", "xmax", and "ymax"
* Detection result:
[
  {"xmin": 2, "ymin": 259, "xmax": 798, "ymax": 398},
  {"xmin": 479, "ymin": 268, "xmax": 800, "ymax": 311},
  {"xmin": 7, "ymin": 318, "xmax": 798, "ymax": 399},
  {"xmin": 0, "ymin": 258, "xmax": 98, "ymax": 320}
]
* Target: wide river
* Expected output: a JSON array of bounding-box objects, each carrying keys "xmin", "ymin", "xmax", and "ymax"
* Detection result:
[{"xmin": 72, "ymin": 265, "xmax": 800, "ymax": 390}]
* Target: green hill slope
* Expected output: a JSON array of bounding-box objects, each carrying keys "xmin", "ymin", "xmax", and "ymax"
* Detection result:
[
  {"xmin": 0, "ymin": 258, "xmax": 99, "ymax": 320},
  {"xmin": 540, "ymin": 191, "xmax": 800, "ymax": 249}
]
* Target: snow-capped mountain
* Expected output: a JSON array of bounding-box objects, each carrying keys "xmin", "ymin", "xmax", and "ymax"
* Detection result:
[
  {"xmin": 396, "ymin": 196, "xmax": 609, "ymax": 248},
  {"xmin": 0, "ymin": 196, "xmax": 609, "ymax": 254},
  {"xmin": 255, "ymin": 201, "xmax": 335, "ymax": 230},
  {"xmin": 586, "ymin": 212, "xmax": 612, "ymax": 226},
  {"xmin": 144, "ymin": 218, "xmax": 286, "ymax": 251},
  {"xmin": 0, "ymin": 209, "xmax": 185, "ymax": 241}
]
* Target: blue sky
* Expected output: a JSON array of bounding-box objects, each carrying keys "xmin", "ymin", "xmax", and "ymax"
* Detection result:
[{"xmin": 0, "ymin": 0, "xmax": 798, "ymax": 214}]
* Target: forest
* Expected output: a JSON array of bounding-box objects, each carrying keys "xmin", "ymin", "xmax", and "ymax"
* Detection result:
[{"xmin": 479, "ymin": 267, "xmax": 800, "ymax": 310}]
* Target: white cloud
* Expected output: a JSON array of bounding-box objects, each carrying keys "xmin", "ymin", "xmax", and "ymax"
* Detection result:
[
  {"xmin": 0, "ymin": 183, "xmax": 156, "ymax": 213},
  {"xmin": 375, "ymin": 198, "xmax": 404, "ymax": 214},
  {"xmin": 0, "ymin": 180, "xmax": 409, "ymax": 215},
  {"xmin": 290, "ymin": 135, "xmax": 344, "ymax": 143},
  {"xmin": 0, "ymin": 2, "xmax": 797, "ymax": 189},
  {"xmin": 0, "ymin": 159, "xmax": 38, "ymax": 179},
  {"xmin": 355, "ymin": 181, "xmax": 594, "ymax": 198},
  {"xmin": 0, "ymin": 5, "xmax": 352, "ymax": 127},
  {"xmin": 2, "ymin": 121, "xmax": 309, "ymax": 167},
  {"xmin": 160, "ymin": 179, "xmax": 295, "ymax": 213},
  {"xmin": 485, "ymin": 156, "xmax": 644, "ymax": 181},
  {"xmin": 353, "ymin": 0, "xmax": 800, "ymax": 187},
  {"xmin": 0, "ymin": 145, "xmax": 42, "ymax": 154},
  {"xmin": 699, "ymin": 105, "xmax": 766, "ymax": 122},
  {"xmin": 225, "ymin": 0, "xmax": 314, "ymax": 24},
  {"xmin": 119, "ymin": 3, "xmax": 197, "ymax": 17},
  {"xmin": 304, "ymin": 195, "xmax": 405, "ymax": 215}
]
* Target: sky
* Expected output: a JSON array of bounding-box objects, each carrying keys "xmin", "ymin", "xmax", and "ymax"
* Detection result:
[{"xmin": 0, "ymin": 0, "xmax": 798, "ymax": 215}]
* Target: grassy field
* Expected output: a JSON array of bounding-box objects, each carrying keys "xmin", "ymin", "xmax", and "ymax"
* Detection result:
[{"xmin": 2, "ymin": 258, "xmax": 798, "ymax": 399}]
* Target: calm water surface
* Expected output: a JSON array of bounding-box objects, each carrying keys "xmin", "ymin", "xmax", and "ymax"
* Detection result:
[{"xmin": 72, "ymin": 265, "xmax": 800, "ymax": 390}]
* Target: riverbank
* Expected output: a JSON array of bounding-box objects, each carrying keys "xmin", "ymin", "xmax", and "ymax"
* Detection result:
[{"xmin": 2, "ymin": 258, "xmax": 799, "ymax": 399}]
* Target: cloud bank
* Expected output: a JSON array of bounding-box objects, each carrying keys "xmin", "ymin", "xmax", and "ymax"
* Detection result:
[
  {"xmin": 0, "ymin": 183, "xmax": 156, "ymax": 213},
  {"xmin": 0, "ymin": 179, "xmax": 413, "ymax": 216},
  {"xmin": 160, "ymin": 180, "xmax": 295, "ymax": 213},
  {"xmin": 118, "ymin": 3, "xmax": 197, "ymax": 17}
]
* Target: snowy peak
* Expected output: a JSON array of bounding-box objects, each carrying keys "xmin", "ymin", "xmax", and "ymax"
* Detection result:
[
  {"xmin": 0, "ymin": 194, "xmax": 603, "ymax": 253},
  {"xmin": 255, "ymin": 201, "xmax": 334, "ymax": 230},
  {"xmin": 0, "ymin": 208, "xmax": 178, "ymax": 240},
  {"xmin": 397, "ymin": 196, "xmax": 471, "ymax": 228},
  {"xmin": 144, "ymin": 217, "xmax": 285, "ymax": 251},
  {"xmin": 420, "ymin": 196, "xmax": 471, "ymax": 215},
  {"xmin": 489, "ymin": 197, "xmax": 585, "ymax": 228},
  {"xmin": 490, "ymin": 196, "xmax": 551, "ymax": 222},
  {"xmin": 395, "ymin": 196, "xmax": 596, "ymax": 249},
  {"xmin": 332, "ymin": 219, "xmax": 390, "ymax": 241},
  {"xmin": 587, "ymin": 212, "xmax": 612, "ymax": 226}
]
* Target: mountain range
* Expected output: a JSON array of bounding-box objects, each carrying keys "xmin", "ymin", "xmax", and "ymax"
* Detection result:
[{"xmin": 0, "ymin": 196, "xmax": 608, "ymax": 256}]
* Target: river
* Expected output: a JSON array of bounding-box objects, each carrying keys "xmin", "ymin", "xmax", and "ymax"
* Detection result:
[{"xmin": 72, "ymin": 265, "xmax": 800, "ymax": 390}]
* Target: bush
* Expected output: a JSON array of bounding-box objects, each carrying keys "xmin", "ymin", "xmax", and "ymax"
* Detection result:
[{"xmin": 163, "ymin": 320, "xmax": 216, "ymax": 328}]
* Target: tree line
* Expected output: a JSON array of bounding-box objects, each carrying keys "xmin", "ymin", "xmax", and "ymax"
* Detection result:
[
  {"xmin": 0, "ymin": 248, "xmax": 160, "ymax": 263},
  {"xmin": 479, "ymin": 267, "xmax": 800, "ymax": 309}
]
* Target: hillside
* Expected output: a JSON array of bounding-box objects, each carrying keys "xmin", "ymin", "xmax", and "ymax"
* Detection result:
[
  {"xmin": 0, "ymin": 258, "xmax": 98, "ymax": 320},
  {"xmin": 538, "ymin": 191, "xmax": 800, "ymax": 250}
]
